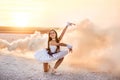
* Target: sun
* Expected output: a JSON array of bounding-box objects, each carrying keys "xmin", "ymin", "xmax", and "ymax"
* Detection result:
[{"xmin": 11, "ymin": 12, "xmax": 30, "ymax": 27}]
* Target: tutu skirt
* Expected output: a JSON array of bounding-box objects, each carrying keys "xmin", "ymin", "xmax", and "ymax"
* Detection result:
[{"xmin": 34, "ymin": 48, "xmax": 69, "ymax": 63}]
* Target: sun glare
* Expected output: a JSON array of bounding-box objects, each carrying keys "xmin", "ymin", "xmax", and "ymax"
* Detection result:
[{"xmin": 11, "ymin": 12, "xmax": 30, "ymax": 27}]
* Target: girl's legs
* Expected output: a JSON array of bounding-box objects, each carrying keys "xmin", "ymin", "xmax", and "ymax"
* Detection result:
[
  {"xmin": 43, "ymin": 57, "xmax": 64, "ymax": 73},
  {"xmin": 52, "ymin": 57, "xmax": 64, "ymax": 73},
  {"xmin": 54, "ymin": 57, "xmax": 64, "ymax": 69}
]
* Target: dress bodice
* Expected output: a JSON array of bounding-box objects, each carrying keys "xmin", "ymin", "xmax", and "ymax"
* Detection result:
[{"xmin": 50, "ymin": 45, "xmax": 57, "ymax": 53}]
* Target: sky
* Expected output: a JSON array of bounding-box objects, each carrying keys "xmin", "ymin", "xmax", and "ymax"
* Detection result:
[{"xmin": 0, "ymin": 0, "xmax": 120, "ymax": 28}]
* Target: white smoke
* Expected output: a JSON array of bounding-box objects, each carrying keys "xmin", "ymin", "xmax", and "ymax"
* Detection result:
[
  {"xmin": 0, "ymin": 31, "xmax": 47, "ymax": 52},
  {"xmin": 0, "ymin": 39, "xmax": 10, "ymax": 49},
  {"xmin": 62, "ymin": 19, "xmax": 120, "ymax": 74}
]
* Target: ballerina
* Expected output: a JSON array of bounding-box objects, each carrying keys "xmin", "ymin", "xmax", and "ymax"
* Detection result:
[{"xmin": 34, "ymin": 22, "xmax": 75, "ymax": 75}]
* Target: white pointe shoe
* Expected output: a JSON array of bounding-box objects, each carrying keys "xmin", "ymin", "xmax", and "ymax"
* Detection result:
[{"xmin": 51, "ymin": 69, "xmax": 61, "ymax": 75}]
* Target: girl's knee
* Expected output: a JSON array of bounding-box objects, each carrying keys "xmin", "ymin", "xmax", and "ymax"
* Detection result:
[{"xmin": 60, "ymin": 57, "xmax": 64, "ymax": 60}]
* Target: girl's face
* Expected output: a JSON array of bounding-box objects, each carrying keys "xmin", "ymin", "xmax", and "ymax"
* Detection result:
[{"xmin": 49, "ymin": 30, "xmax": 56, "ymax": 39}]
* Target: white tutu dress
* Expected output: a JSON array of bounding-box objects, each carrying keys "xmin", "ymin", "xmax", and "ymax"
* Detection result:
[{"xmin": 34, "ymin": 45, "xmax": 69, "ymax": 63}]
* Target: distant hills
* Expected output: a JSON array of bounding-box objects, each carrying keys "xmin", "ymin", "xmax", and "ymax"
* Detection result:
[{"xmin": 0, "ymin": 26, "xmax": 59, "ymax": 34}]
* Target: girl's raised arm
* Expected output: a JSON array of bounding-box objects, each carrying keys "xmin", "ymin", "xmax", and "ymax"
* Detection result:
[{"xmin": 58, "ymin": 22, "xmax": 75, "ymax": 41}]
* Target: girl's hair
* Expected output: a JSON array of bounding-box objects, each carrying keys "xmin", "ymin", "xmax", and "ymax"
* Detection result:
[{"xmin": 47, "ymin": 29, "xmax": 60, "ymax": 56}]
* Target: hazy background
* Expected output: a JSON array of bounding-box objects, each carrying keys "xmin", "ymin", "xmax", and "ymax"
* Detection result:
[{"xmin": 0, "ymin": 0, "xmax": 120, "ymax": 28}]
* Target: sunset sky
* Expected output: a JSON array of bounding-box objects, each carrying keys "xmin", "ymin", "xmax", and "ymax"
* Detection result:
[{"xmin": 0, "ymin": 0, "xmax": 120, "ymax": 28}]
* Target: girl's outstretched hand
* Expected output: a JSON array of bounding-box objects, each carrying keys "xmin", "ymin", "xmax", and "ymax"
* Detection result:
[
  {"xmin": 67, "ymin": 44, "xmax": 72, "ymax": 53},
  {"xmin": 67, "ymin": 22, "xmax": 76, "ymax": 27},
  {"xmin": 69, "ymin": 48, "xmax": 72, "ymax": 53}
]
